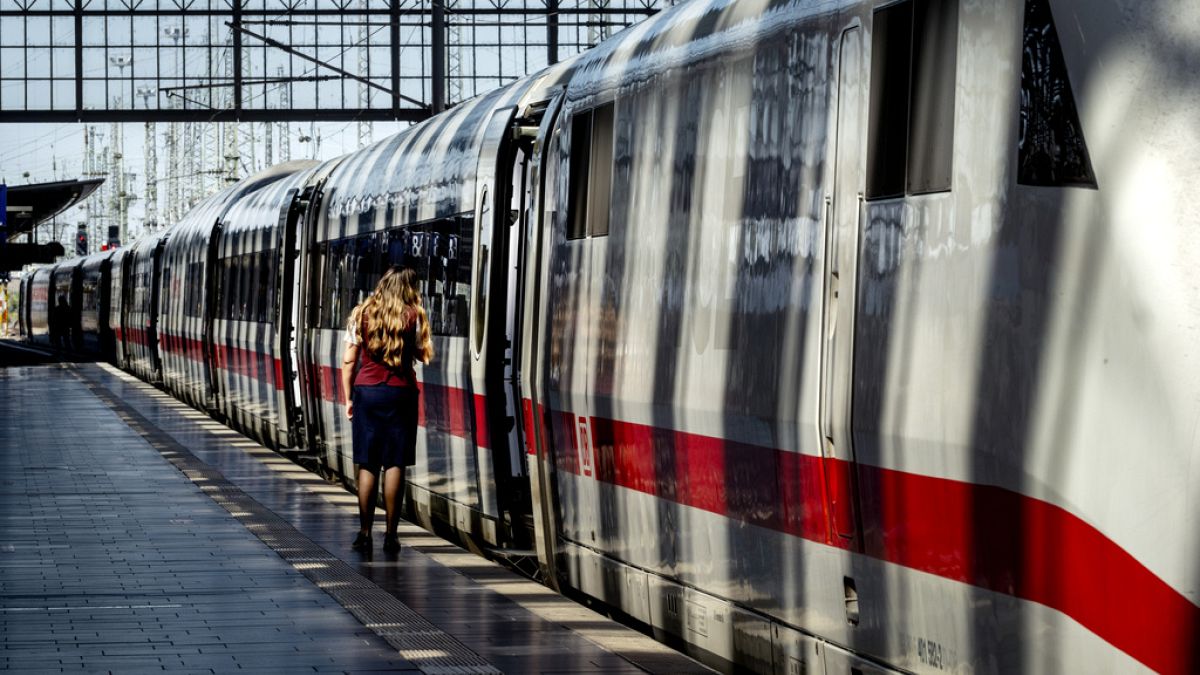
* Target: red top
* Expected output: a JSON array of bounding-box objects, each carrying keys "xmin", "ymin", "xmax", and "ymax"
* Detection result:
[{"xmin": 352, "ymin": 308, "xmax": 419, "ymax": 388}]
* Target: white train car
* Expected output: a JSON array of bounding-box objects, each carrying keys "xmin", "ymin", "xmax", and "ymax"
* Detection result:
[
  {"xmin": 514, "ymin": 0, "xmax": 1200, "ymax": 672},
  {"xmin": 122, "ymin": 233, "xmax": 167, "ymax": 382},
  {"xmin": 27, "ymin": 266, "xmax": 52, "ymax": 346},
  {"xmin": 213, "ymin": 161, "xmax": 329, "ymax": 449},
  {"xmin": 158, "ymin": 164, "xmax": 312, "ymax": 414},
  {"xmin": 20, "ymin": 0, "xmax": 1197, "ymax": 671},
  {"xmin": 77, "ymin": 250, "xmax": 116, "ymax": 359},
  {"xmin": 108, "ymin": 248, "xmax": 127, "ymax": 369},
  {"xmin": 49, "ymin": 258, "xmax": 82, "ymax": 351},
  {"xmin": 300, "ymin": 84, "xmax": 550, "ymax": 544}
]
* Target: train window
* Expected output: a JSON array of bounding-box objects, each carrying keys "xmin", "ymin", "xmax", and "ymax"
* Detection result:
[
  {"xmin": 315, "ymin": 216, "xmax": 473, "ymax": 335},
  {"xmin": 393, "ymin": 215, "xmax": 473, "ymax": 337},
  {"xmin": 327, "ymin": 240, "xmax": 346, "ymax": 330},
  {"xmin": 867, "ymin": 0, "xmax": 958, "ymax": 199},
  {"xmin": 1017, "ymin": 0, "xmax": 1096, "ymax": 188},
  {"xmin": 160, "ymin": 266, "xmax": 171, "ymax": 318},
  {"xmin": 232, "ymin": 255, "xmax": 244, "ymax": 321},
  {"xmin": 183, "ymin": 262, "xmax": 204, "ymax": 318},
  {"xmin": 308, "ymin": 243, "xmax": 324, "ymax": 327},
  {"xmin": 240, "ymin": 254, "xmax": 253, "ymax": 321},
  {"xmin": 567, "ymin": 113, "xmax": 592, "ymax": 240},
  {"xmin": 82, "ymin": 276, "xmax": 98, "ymax": 313},
  {"xmin": 258, "ymin": 249, "xmax": 275, "ymax": 323},
  {"xmin": 473, "ymin": 191, "xmax": 492, "ymax": 355},
  {"xmin": 330, "ymin": 240, "xmax": 349, "ymax": 329},
  {"xmin": 588, "ymin": 103, "xmax": 615, "ymax": 236},
  {"xmin": 355, "ymin": 233, "xmax": 384, "ymax": 308},
  {"xmin": 566, "ymin": 102, "xmax": 616, "ymax": 239},
  {"xmin": 222, "ymin": 257, "xmax": 233, "ymax": 320}
]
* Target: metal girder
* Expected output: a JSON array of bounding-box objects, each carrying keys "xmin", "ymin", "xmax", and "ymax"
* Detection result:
[
  {"xmin": 0, "ymin": 0, "xmax": 671, "ymax": 123},
  {"xmin": 227, "ymin": 22, "xmax": 429, "ymax": 110},
  {"xmin": 0, "ymin": 109, "xmax": 431, "ymax": 123}
]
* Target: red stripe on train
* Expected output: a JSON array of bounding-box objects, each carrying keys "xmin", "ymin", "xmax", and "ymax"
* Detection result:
[
  {"xmin": 153, "ymin": 330, "xmax": 285, "ymax": 391},
  {"xmin": 110, "ymin": 325, "xmax": 1199, "ymax": 670},
  {"xmin": 540, "ymin": 412, "xmax": 1197, "ymax": 675},
  {"xmin": 314, "ymin": 364, "xmax": 485, "ymax": 446},
  {"xmin": 213, "ymin": 341, "xmax": 284, "ymax": 391}
]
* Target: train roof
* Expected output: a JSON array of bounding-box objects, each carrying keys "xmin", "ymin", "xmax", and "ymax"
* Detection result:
[
  {"xmin": 313, "ymin": 54, "xmax": 581, "ymax": 240},
  {"xmin": 218, "ymin": 159, "xmax": 342, "ymax": 249},
  {"xmin": 163, "ymin": 160, "xmax": 323, "ymax": 251},
  {"xmin": 77, "ymin": 248, "xmax": 115, "ymax": 273}
]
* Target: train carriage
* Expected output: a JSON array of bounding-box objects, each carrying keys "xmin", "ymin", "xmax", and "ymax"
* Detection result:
[
  {"xmin": 108, "ymin": 248, "xmax": 127, "ymax": 368},
  {"xmin": 15, "ymin": 0, "xmax": 1200, "ymax": 671},
  {"xmin": 517, "ymin": 0, "xmax": 1200, "ymax": 672},
  {"xmin": 302, "ymin": 81, "xmax": 561, "ymax": 545},
  {"xmin": 6, "ymin": 277, "xmax": 20, "ymax": 337},
  {"xmin": 155, "ymin": 164, "xmax": 305, "ymax": 414},
  {"xmin": 27, "ymin": 267, "xmax": 52, "ymax": 346},
  {"xmin": 77, "ymin": 250, "xmax": 116, "ymax": 359},
  {"xmin": 19, "ymin": 274, "xmax": 31, "ymax": 339},
  {"xmin": 49, "ymin": 259, "xmax": 83, "ymax": 352},
  {"xmin": 123, "ymin": 233, "xmax": 167, "ymax": 382},
  {"xmin": 213, "ymin": 160, "xmax": 326, "ymax": 449},
  {"xmin": 157, "ymin": 191, "xmax": 231, "ymax": 411}
]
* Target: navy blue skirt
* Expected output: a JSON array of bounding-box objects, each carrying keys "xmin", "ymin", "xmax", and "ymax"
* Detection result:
[{"xmin": 351, "ymin": 384, "xmax": 419, "ymax": 469}]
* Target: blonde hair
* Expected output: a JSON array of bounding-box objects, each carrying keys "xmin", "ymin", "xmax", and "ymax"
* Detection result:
[{"xmin": 349, "ymin": 267, "xmax": 434, "ymax": 369}]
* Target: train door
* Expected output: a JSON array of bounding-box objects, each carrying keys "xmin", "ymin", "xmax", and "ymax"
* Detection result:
[
  {"xmin": 111, "ymin": 251, "xmax": 126, "ymax": 367},
  {"xmin": 277, "ymin": 188, "xmax": 306, "ymax": 448},
  {"xmin": 295, "ymin": 182, "xmax": 327, "ymax": 456},
  {"xmin": 817, "ymin": 25, "xmax": 868, "ymax": 547},
  {"xmin": 514, "ymin": 91, "xmax": 566, "ymax": 577},
  {"xmin": 203, "ymin": 220, "xmax": 225, "ymax": 415},
  {"xmin": 491, "ymin": 94, "xmax": 564, "ymax": 554},
  {"xmin": 149, "ymin": 237, "xmax": 167, "ymax": 379},
  {"xmin": 469, "ymin": 105, "xmax": 523, "ymax": 539},
  {"xmin": 99, "ymin": 256, "xmax": 112, "ymax": 359}
]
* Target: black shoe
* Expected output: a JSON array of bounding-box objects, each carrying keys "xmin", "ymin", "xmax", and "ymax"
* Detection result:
[
  {"xmin": 383, "ymin": 534, "xmax": 401, "ymax": 553},
  {"xmin": 352, "ymin": 531, "xmax": 372, "ymax": 551}
]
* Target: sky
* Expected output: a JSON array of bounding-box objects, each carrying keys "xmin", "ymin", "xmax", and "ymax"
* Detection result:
[
  {"xmin": 0, "ymin": 1, "xmax": 665, "ymax": 254},
  {"xmin": 0, "ymin": 119, "xmax": 410, "ymax": 249}
]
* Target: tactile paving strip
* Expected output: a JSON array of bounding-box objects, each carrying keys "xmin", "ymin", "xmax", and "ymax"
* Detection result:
[{"xmin": 76, "ymin": 368, "xmax": 503, "ymax": 675}]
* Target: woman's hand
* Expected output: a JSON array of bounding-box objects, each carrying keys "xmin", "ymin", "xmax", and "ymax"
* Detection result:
[{"xmin": 341, "ymin": 340, "xmax": 359, "ymax": 421}]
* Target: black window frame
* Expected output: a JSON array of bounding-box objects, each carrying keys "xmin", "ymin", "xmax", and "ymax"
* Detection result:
[
  {"xmin": 566, "ymin": 101, "xmax": 617, "ymax": 239},
  {"xmin": 315, "ymin": 214, "xmax": 474, "ymax": 337},
  {"xmin": 866, "ymin": 0, "xmax": 959, "ymax": 200}
]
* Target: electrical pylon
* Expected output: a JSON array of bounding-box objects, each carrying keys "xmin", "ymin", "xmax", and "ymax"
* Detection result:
[
  {"xmin": 276, "ymin": 67, "xmax": 291, "ymax": 163},
  {"xmin": 446, "ymin": 0, "xmax": 464, "ymax": 104},
  {"xmin": 137, "ymin": 87, "xmax": 158, "ymax": 237},
  {"xmin": 357, "ymin": 0, "xmax": 374, "ymax": 148}
]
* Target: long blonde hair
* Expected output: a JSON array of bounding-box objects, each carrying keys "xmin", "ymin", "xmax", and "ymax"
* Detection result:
[{"xmin": 350, "ymin": 267, "xmax": 434, "ymax": 369}]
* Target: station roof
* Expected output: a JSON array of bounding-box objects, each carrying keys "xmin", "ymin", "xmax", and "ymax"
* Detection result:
[
  {"xmin": 3, "ymin": 178, "xmax": 104, "ymax": 239},
  {"xmin": 1, "ymin": 178, "xmax": 101, "ymax": 272}
]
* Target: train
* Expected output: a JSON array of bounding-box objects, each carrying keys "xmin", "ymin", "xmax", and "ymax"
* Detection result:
[{"xmin": 16, "ymin": 0, "xmax": 1200, "ymax": 672}]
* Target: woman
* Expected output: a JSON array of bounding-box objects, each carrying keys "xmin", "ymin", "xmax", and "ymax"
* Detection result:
[{"xmin": 340, "ymin": 267, "xmax": 434, "ymax": 553}]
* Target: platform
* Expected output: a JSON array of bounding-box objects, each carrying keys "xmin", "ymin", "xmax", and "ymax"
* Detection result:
[{"xmin": 0, "ymin": 343, "xmax": 713, "ymax": 674}]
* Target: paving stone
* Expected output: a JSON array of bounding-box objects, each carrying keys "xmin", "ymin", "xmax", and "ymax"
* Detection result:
[
  {"xmin": 2, "ymin": 354, "xmax": 713, "ymax": 675},
  {"xmin": 0, "ymin": 364, "xmax": 415, "ymax": 674}
]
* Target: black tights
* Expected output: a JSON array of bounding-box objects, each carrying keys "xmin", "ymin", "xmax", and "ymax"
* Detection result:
[{"xmin": 357, "ymin": 465, "xmax": 406, "ymax": 536}]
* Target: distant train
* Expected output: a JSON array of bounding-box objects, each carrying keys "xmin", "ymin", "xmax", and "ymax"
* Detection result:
[{"xmin": 19, "ymin": 0, "xmax": 1200, "ymax": 672}]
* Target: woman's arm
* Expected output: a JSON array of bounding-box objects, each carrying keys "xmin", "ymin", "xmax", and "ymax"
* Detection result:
[{"xmin": 341, "ymin": 340, "xmax": 358, "ymax": 419}]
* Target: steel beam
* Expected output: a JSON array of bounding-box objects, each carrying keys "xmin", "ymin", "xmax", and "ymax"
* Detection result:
[{"xmin": 0, "ymin": 109, "xmax": 431, "ymax": 124}]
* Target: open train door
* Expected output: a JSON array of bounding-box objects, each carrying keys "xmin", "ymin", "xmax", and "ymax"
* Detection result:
[
  {"xmin": 275, "ymin": 187, "xmax": 307, "ymax": 449},
  {"xmin": 817, "ymin": 23, "xmax": 868, "ymax": 549},
  {"xmin": 512, "ymin": 90, "xmax": 566, "ymax": 583},
  {"xmin": 294, "ymin": 180, "xmax": 328, "ymax": 458},
  {"xmin": 468, "ymin": 104, "xmax": 525, "ymax": 545},
  {"xmin": 468, "ymin": 92, "xmax": 565, "ymax": 554}
]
